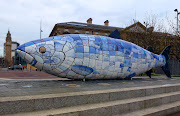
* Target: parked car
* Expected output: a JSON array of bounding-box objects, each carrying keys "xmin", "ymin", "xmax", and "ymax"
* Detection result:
[{"xmin": 8, "ymin": 65, "xmax": 24, "ymax": 70}]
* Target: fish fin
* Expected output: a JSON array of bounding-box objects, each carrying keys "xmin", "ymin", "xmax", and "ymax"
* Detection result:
[
  {"xmin": 161, "ymin": 46, "xmax": 171, "ymax": 78},
  {"xmin": 146, "ymin": 46, "xmax": 153, "ymax": 52},
  {"xmin": 145, "ymin": 69, "xmax": 152, "ymax": 78},
  {"xmin": 108, "ymin": 29, "xmax": 121, "ymax": 39},
  {"xmin": 72, "ymin": 65, "xmax": 93, "ymax": 76}
]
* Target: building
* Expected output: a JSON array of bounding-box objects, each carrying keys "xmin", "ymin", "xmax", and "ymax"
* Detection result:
[
  {"xmin": 49, "ymin": 18, "xmax": 123, "ymax": 37},
  {"xmin": 4, "ymin": 30, "xmax": 21, "ymax": 66},
  {"xmin": 49, "ymin": 18, "xmax": 180, "ymax": 59},
  {"xmin": 0, "ymin": 57, "xmax": 5, "ymax": 67},
  {"xmin": 120, "ymin": 22, "xmax": 180, "ymax": 59}
]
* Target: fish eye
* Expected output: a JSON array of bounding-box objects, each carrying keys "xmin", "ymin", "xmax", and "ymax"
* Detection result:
[{"xmin": 39, "ymin": 47, "xmax": 46, "ymax": 53}]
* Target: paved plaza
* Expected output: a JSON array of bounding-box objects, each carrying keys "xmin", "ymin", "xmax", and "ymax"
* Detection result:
[{"xmin": 0, "ymin": 70, "xmax": 180, "ymax": 97}]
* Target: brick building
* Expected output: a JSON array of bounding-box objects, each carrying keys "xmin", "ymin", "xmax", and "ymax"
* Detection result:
[
  {"xmin": 49, "ymin": 18, "xmax": 180, "ymax": 59},
  {"xmin": 49, "ymin": 18, "xmax": 123, "ymax": 37}
]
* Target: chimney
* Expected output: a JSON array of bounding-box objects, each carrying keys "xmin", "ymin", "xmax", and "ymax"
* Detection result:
[
  {"xmin": 104, "ymin": 20, "xmax": 109, "ymax": 26},
  {"xmin": 147, "ymin": 26, "xmax": 154, "ymax": 32},
  {"xmin": 87, "ymin": 18, "xmax": 92, "ymax": 24}
]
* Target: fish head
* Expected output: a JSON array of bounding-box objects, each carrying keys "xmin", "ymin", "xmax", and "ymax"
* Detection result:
[{"xmin": 16, "ymin": 35, "xmax": 75, "ymax": 74}]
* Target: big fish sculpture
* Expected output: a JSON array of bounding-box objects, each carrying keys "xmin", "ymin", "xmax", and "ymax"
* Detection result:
[{"xmin": 17, "ymin": 32, "xmax": 171, "ymax": 79}]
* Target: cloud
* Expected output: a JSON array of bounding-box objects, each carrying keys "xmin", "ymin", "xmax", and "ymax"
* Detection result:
[{"xmin": 0, "ymin": 0, "xmax": 179, "ymax": 56}]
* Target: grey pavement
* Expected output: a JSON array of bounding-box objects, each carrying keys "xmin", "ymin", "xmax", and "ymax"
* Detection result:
[{"xmin": 0, "ymin": 76, "xmax": 180, "ymax": 97}]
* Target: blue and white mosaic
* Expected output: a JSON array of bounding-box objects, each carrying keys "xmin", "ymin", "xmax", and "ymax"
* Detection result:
[{"xmin": 17, "ymin": 34, "xmax": 166, "ymax": 79}]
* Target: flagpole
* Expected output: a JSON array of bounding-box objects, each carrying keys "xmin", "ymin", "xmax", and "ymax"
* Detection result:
[{"xmin": 40, "ymin": 20, "xmax": 42, "ymax": 39}]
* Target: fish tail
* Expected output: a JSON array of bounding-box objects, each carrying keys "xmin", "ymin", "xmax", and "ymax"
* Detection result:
[{"xmin": 161, "ymin": 46, "xmax": 171, "ymax": 78}]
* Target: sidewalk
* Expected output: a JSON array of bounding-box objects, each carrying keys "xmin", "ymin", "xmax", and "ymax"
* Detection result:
[{"xmin": 0, "ymin": 70, "xmax": 65, "ymax": 80}]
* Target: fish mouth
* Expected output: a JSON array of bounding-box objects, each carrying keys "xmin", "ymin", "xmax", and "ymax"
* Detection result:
[{"xmin": 16, "ymin": 49, "xmax": 36, "ymax": 65}]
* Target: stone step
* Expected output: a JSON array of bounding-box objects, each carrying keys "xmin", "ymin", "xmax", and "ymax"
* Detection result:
[
  {"xmin": 1, "ymin": 83, "xmax": 180, "ymax": 115},
  {"xmin": 120, "ymin": 101, "xmax": 180, "ymax": 116},
  {"xmin": 4, "ymin": 91, "xmax": 180, "ymax": 116}
]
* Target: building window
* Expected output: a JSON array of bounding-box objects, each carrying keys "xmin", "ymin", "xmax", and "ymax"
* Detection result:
[
  {"xmin": 85, "ymin": 31, "xmax": 89, "ymax": 34},
  {"xmin": 95, "ymin": 32, "xmax": 99, "ymax": 35},
  {"xmin": 105, "ymin": 33, "xmax": 108, "ymax": 36},
  {"xmin": 64, "ymin": 29, "xmax": 69, "ymax": 32},
  {"xmin": 75, "ymin": 30, "xmax": 79, "ymax": 33}
]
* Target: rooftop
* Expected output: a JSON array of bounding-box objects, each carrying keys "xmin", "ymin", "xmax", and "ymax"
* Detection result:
[{"xmin": 56, "ymin": 21, "xmax": 124, "ymax": 31}]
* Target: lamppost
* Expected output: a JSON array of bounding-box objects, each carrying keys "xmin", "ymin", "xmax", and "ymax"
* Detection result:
[
  {"xmin": 40, "ymin": 20, "xmax": 43, "ymax": 39},
  {"xmin": 174, "ymin": 9, "xmax": 180, "ymax": 35},
  {"xmin": 144, "ymin": 22, "xmax": 149, "ymax": 48},
  {"xmin": 174, "ymin": 9, "xmax": 180, "ymax": 57}
]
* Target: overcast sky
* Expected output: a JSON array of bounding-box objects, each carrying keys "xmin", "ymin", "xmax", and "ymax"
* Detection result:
[{"xmin": 0, "ymin": 0, "xmax": 179, "ymax": 56}]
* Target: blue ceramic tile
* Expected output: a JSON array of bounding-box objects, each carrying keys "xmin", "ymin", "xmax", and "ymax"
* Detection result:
[
  {"xmin": 71, "ymin": 35, "xmax": 81, "ymax": 41},
  {"xmin": 127, "ymin": 67, "xmax": 131, "ymax": 72},
  {"xmin": 131, "ymin": 58, "xmax": 136, "ymax": 62},
  {"xmin": 124, "ymin": 54, "xmax": 130, "ymax": 59},
  {"xmin": 25, "ymin": 42, "xmax": 34, "ymax": 47},
  {"xmin": 82, "ymin": 40, "xmax": 89, "ymax": 46},
  {"xmin": 76, "ymin": 46, "xmax": 84, "ymax": 53},
  {"xmin": 89, "ymin": 36, "xmax": 95, "ymax": 41},
  {"xmin": 76, "ymin": 53, "xmax": 83, "ymax": 58},
  {"xmin": 51, "ymin": 65, "xmax": 57, "ymax": 69},
  {"xmin": 126, "ymin": 72, "xmax": 136, "ymax": 78},
  {"xmin": 17, "ymin": 44, "xmax": 25, "ymax": 52},
  {"xmin": 109, "ymin": 44, "xmax": 116, "ymax": 51},
  {"xmin": 101, "ymin": 37, "xmax": 107, "ymax": 44},
  {"xmin": 95, "ymin": 37, "xmax": 101, "ymax": 46},
  {"xmin": 43, "ymin": 52, "xmax": 51, "ymax": 56},
  {"xmin": 115, "ymin": 40, "xmax": 121, "ymax": 46},
  {"xmin": 110, "ymin": 51, "xmax": 115, "ymax": 55},
  {"xmin": 103, "ymin": 56, "xmax": 110, "ymax": 61},
  {"xmin": 84, "ymin": 53, "xmax": 89, "ymax": 57},
  {"xmin": 72, "ymin": 65, "xmax": 93, "ymax": 76},
  {"xmin": 80, "ymin": 35, "xmax": 88, "ymax": 40},
  {"xmin": 55, "ymin": 42, "xmax": 63, "ymax": 51},
  {"xmin": 109, "ymin": 61, "xmax": 115, "ymax": 66},
  {"xmin": 116, "ymin": 51, "xmax": 123, "ymax": 56},
  {"xmin": 75, "ymin": 40, "xmax": 83, "ymax": 46},
  {"xmin": 44, "ymin": 59, "xmax": 54, "ymax": 63},
  {"xmin": 96, "ymin": 49, "xmax": 100, "ymax": 54},
  {"xmin": 89, "ymin": 47, "xmax": 96, "ymax": 53},
  {"xmin": 89, "ymin": 40, "xmax": 95, "ymax": 47},
  {"xmin": 133, "ymin": 53, "xmax": 138, "ymax": 58},
  {"xmin": 66, "ymin": 36, "xmax": 74, "ymax": 42},
  {"xmin": 102, "ymin": 44, "xmax": 109, "ymax": 51},
  {"xmin": 51, "ymin": 57, "xmax": 60, "ymax": 64},
  {"xmin": 103, "ymin": 51, "xmax": 109, "ymax": 55},
  {"xmin": 42, "ymin": 37, "xmax": 53, "ymax": 42},
  {"xmin": 30, "ymin": 59, "xmax": 37, "ymax": 66},
  {"xmin": 117, "ymin": 46, "xmax": 124, "ymax": 53},
  {"xmin": 125, "ymin": 50, "xmax": 131, "ymax": 55},
  {"xmin": 141, "ymin": 54, "xmax": 146, "ymax": 59},
  {"xmin": 54, "ymin": 36, "xmax": 62, "ymax": 40},
  {"xmin": 59, "ymin": 65, "xmax": 67, "ymax": 71},
  {"xmin": 124, "ymin": 59, "xmax": 131, "ymax": 67},
  {"xmin": 120, "ymin": 63, "xmax": 124, "ymax": 68},
  {"xmin": 90, "ymin": 54, "xmax": 96, "ymax": 59}
]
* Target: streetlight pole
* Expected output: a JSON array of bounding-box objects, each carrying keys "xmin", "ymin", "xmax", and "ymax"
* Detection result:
[
  {"xmin": 40, "ymin": 20, "xmax": 43, "ymax": 39},
  {"xmin": 174, "ymin": 9, "xmax": 180, "ymax": 35},
  {"xmin": 144, "ymin": 22, "xmax": 149, "ymax": 48},
  {"xmin": 174, "ymin": 9, "xmax": 180, "ymax": 58}
]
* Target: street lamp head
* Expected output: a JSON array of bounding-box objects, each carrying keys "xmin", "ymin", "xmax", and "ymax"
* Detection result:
[{"xmin": 174, "ymin": 9, "xmax": 178, "ymax": 12}]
